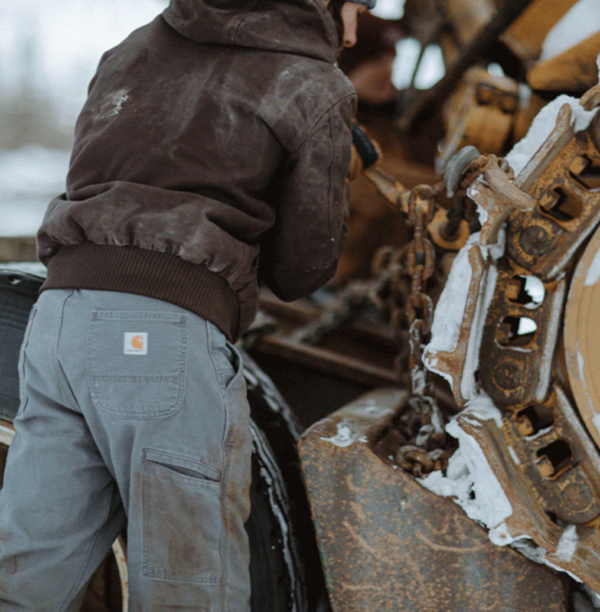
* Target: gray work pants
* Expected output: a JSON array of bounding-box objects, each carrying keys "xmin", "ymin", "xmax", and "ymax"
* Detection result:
[{"xmin": 0, "ymin": 289, "xmax": 252, "ymax": 611}]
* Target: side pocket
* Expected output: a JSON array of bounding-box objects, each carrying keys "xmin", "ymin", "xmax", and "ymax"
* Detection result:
[
  {"xmin": 142, "ymin": 448, "xmax": 222, "ymax": 584},
  {"xmin": 17, "ymin": 307, "xmax": 37, "ymax": 412},
  {"xmin": 206, "ymin": 321, "xmax": 245, "ymax": 394}
]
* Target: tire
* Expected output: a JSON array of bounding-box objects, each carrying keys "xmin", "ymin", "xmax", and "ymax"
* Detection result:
[{"xmin": 0, "ymin": 266, "xmax": 330, "ymax": 612}]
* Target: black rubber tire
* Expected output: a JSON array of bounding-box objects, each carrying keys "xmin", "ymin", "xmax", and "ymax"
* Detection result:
[
  {"xmin": 247, "ymin": 447, "xmax": 295, "ymax": 611},
  {"xmin": 243, "ymin": 353, "xmax": 331, "ymax": 612}
]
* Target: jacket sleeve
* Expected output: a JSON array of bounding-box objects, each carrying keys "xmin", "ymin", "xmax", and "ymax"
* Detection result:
[{"xmin": 259, "ymin": 94, "xmax": 355, "ymax": 301}]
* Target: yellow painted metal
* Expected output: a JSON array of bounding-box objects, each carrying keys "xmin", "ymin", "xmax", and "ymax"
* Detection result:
[
  {"xmin": 502, "ymin": 0, "xmax": 580, "ymax": 62},
  {"xmin": 528, "ymin": 32, "xmax": 600, "ymax": 93}
]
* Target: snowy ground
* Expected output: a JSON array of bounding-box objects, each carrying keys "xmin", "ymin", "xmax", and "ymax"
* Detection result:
[{"xmin": 0, "ymin": 146, "xmax": 69, "ymax": 236}]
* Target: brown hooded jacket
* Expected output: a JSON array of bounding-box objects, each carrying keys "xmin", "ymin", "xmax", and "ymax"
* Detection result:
[{"xmin": 37, "ymin": 0, "xmax": 356, "ymax": 341}]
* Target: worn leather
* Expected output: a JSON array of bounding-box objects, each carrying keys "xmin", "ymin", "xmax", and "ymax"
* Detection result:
[{"xmin": 38, "ymin": 0, "xmax": 356, "ymax": 337}]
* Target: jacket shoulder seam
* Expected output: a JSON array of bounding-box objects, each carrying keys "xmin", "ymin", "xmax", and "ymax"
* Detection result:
[
  {"xmin": 288, "ymin": 92, "xmax": 355, "ymax": 156},
  {"xmin": 232, "ymin": 0, "xmax": 265, "ymax": 43}
]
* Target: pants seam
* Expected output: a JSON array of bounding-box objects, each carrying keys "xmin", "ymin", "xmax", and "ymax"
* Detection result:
[
  {"xmin": 219, "ymin": 437, "xmax": 232, "ymax": 612},
  {"xmin": 54, "ymin": 289, "xmax": 80, "ymax": 411}
]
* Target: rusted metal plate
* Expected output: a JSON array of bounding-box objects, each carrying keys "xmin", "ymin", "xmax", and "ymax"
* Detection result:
[
  {"xmin": 459, "ymin": 407, "xmax": 600, "ymax": 591},
  {"xmin": 564, "ymin": 224, "xmax": 600, "ymax": 452},
  {"xmin": 500, "ymin": 385, "xmax": 600, "ymax": 525},
  {"xmin": 507, "ymin": 108, "xmax": 600, "ymax": 280},
  {"xmin": 299, "ymin": 390, "xmax": 568, "ymax": 612},
  {"xmin": 478, "ymin": 257, "xmax": 566, "ymax": 408},
  {"xmin": 424, "ymin": 243, "xmax": 493, "ymax": 407}
]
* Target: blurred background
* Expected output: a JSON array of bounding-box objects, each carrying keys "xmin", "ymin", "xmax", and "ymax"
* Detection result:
[
  {"xmin": 1, "ymin": 0, "xmax": 596, "ymax": 260},
  {"xmin": 0, "ymin": 0, "xmax": 437, "ymax": 241},
  {"xmin": 0, "ymin": 0, "xmax": 169, "ymax": 238}
]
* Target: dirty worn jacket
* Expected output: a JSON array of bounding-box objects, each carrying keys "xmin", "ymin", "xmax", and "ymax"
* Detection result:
[{"xmin": 38, "ymin": 0, "xmax": 356, "ymax": 341}]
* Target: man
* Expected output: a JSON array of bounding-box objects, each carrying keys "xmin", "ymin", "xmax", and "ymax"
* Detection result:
[{"xmin": 0, "ymin": 0, "xmax": 374, "ymax": 610}]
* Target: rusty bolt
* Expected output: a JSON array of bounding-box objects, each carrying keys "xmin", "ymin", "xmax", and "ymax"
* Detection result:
[
  {"xmin": 520, "ymin": 226, "xmax": 551, "ymax": 257},
  {"xmin": 493, "ymin": 361, "xmax": 524, "ymax": 391},
  {"xmin": 562, "ymin": 481, "xmax": 593, "ymax": 512}
]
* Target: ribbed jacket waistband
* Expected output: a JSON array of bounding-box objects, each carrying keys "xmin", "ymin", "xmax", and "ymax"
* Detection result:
[{"xmin": 41, "ymin": 243, "xmax": 240, "ymax": 341}]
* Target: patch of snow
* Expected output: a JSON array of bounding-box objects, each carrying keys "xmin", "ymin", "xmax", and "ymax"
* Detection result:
[
  {"xmin": 508, "ymin": 446, "xmax": 520, "ymax": 465},
  {"xmin": 421, "ymin": 394, "xmax": 510, "ymax": 537},
  {"xmin": 545, "ymin": 559, "xmax": 583, "ymax": 583},
  {"xmin": 424, "ymin": 225, "xmax": 505, "ymax": 400},
  {"xmin": 585, "ymin": 247, "xmax": 600, "ymax": 286},
  {"xmin": 506, "ymin": 96, "xmax": 598, "ymax": 176},
  {"xmin": 512, "ymin": 538, "xmax": 548, "ymax": 564},
  {"xmin": 555, "ymin": 525, "xmax": 579, "ymax": 562},
  {"xmin": 526, "ymin": 425, "xmax": 553, "ymax": 441},
  {"xmin": 540, "ymin": 0, "xmax": 600, "ymax": 62},
  {"xmin": 578, "ymin": 350, "xmax": 586, "ymax": 379},
  {"xmin": 594, "ymin": 413, "xmax": 600, "ymax": 440},
  {"xmin": 489, "ymin": 521, "xmax": 513, "ymax": 546},
  {"xmin": 423, "ymin": 234, "xmax": 477, "ymax": 387},
  {"xmin": 321, "ymin": 422, "xmax": 358, "ymax": 448}
]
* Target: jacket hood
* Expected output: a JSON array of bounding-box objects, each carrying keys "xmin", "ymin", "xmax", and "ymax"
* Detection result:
[{"xmin": 163, "ymin": 0, "xmax": 340, "ymax": 63}]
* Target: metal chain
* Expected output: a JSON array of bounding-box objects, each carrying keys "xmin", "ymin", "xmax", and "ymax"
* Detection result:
[{"xmin": 391, "ymin": 183, "xmax": 450, "ymax": 473}]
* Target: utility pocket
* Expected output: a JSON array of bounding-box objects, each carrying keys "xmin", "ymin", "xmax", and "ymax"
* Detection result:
[
  {"xmin": 142, "ymin": 448, "xmax": 222, "ymax": 584},
  {"xmin": 87, "ymin": 310, "xmax": 187, "ymax": 419}
]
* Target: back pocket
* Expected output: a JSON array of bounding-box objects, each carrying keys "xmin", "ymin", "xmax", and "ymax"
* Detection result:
[
  {"xmin": 87, "ymin": 310, "xmax": 187, "ymax": 419},
  {"xmin": 142, "ymin": 448, "xmax": 222, "ymax": 584}
]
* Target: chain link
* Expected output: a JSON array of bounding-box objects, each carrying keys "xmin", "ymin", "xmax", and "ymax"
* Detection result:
[{"xmin": 391, "ymin": 182, "xmax": 448, "ymax": 465}]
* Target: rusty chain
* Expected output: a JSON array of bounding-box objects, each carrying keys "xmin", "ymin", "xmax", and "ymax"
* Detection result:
[
  {"xmin": 390, "ymin": 183, "xmax": 449, "ymax": 474},
  {"xmin": 394, "ymin": 157, "xmax": 515, "ymax": 475}
]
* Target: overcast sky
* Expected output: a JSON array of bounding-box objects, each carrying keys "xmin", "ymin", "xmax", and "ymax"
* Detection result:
[
  {"xmin": 0, "ymin": 0, "xmax": 169, "ymax": 124},
  {"xmin": 0, "ymin": 0, "xmax": 406, "ymax": 120}
]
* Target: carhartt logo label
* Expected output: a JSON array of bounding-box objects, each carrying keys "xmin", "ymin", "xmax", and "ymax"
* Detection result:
[{"xmin": 124, "ymin": 332, "xmax": 148, "ymax": 355}]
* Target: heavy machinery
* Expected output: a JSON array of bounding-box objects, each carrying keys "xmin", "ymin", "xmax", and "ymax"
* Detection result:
[{"xmin": 1, "ymin": 0, "xmax": 600, "ymax": 610}]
